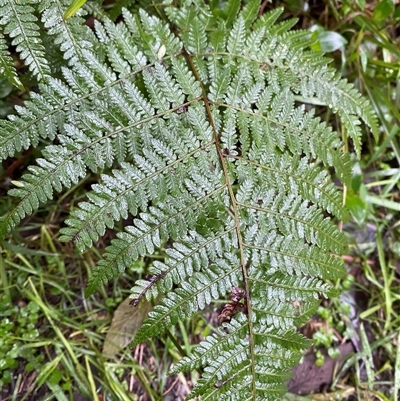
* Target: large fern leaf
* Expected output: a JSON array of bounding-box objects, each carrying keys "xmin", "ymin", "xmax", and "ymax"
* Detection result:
[{"xmin": 0, "ymin": 1, "xmax": 378, "ymax": 399}]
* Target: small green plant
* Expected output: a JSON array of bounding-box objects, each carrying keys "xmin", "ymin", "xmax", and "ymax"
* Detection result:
[
  {"xmin": 311, "ymin": 274, "xmax": 355, "ymax": 366},
  {"xmin": 312, "ymin": 305, "xmax": 348, "ymax": 366},
  {"xmin": 0, "ymin": 0, "xmax": 378, "ymax": 399},
  {"xmin": 0, "ymin": 295, "xmax": 42, "ymax": 387}
]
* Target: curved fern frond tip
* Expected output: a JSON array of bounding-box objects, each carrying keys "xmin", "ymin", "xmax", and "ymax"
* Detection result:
[{"xmin": 0, "ymin": 1, "xmax": 377, "ymax": 399}]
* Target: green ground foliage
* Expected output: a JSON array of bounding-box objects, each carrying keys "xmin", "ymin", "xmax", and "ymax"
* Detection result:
[{"xmin": 0, "ymin": 0, "xmax": 399, "ymax": 400}]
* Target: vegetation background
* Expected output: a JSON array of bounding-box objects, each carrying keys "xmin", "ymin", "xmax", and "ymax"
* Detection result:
[{"xmin": 0, "ymin": 0, "xmax": 399, "ymax": 400}]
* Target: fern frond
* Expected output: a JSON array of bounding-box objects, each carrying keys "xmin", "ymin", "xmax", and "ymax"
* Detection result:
[
  {"xmin": 96, "ymin": 18, "xmax": 148, "ymax": 75},
  {"xmin": 83, "ymin": 186, "xmax": 226, "ymax": 297},
  {"xmin": 0, "ymin": 0, "xmax": 50, "ymax": 81},
  {"xmin": 58, "ymin": 101, "xmax": 217, "ymax": 251},
  {"xmin": 240, "ymin": 0, "xmax": 261, "ymax": 28},
  {"xmin": 236, "ymin": 179, "xmax": 346, "ymax": 254},
  {"xmin": 223, "ymin": 0, "xmax": 241, "ymax": 27},
  {"xmin": 58, "ymin": 143, "xmax": 217, "ymax": 250},
  {"xmin": 0, "ymin": 3, "xmax": 378, "ymax": 399},
  {"xmin": 3, "ymin": 145, "xmax": 86, "ymax": 230},
  {"xmin": 281, "ymin": 52, "xmax": 379, "ymax": 152},
  {"xmin": 133, "ymin": 250, "xmax": 242, "ymax": 344},
  {"xmin": 0, "ymin": 33, "xmax": 24, "ymax": 90},
  {"xmin": 174, "ymin": 314, "xmax": 310, "ymax": 400},
  {"xmin": 40, "ymin": 0, "xmax": 96, "ymax": 66}
]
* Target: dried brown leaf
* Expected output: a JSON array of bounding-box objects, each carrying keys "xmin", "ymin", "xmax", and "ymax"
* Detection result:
[{"xmin": 102, "ymin": 297, "xmax": 153, "ymax": 358}]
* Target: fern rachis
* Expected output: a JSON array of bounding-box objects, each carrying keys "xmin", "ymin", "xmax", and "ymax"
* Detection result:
[{"xmin": 0, "ymin": 1, "xmax": 378, "ymax": 399}]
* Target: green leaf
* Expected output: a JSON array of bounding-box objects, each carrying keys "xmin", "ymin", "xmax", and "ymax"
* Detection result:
[
  {"xmin": 310, "ymin": 26, "xmax": 348, "ymax": 53},
  {"xmin": 63, "ymin": 0, "xmax": 88, "ymax": 20},
  {"xmin": 317, "ymin": 31, "xmax": 348, "ymax": 53},
  {"xmin": 373, "ymin": 0, "xmax": 394, "ymax": 22},
  {"xmin": 224, "ymin": 0, "xmax": 240, "ymax": 27},
  {"xmin": 356, "ymin": 0, "xmax": 366, "ymax": 10}
]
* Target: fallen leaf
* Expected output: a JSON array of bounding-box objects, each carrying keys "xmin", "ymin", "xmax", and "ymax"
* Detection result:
[{"xmin": 102, "ymin": 297, "xmax": 153, "ymax": 358}]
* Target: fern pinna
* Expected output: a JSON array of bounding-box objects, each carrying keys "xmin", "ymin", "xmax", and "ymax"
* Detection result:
[{"xmin": 0, "ymin": 0, "xmax": 377, "ymax": 399}]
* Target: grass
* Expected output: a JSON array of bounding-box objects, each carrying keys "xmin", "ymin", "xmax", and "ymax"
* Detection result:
[
  {"xmin": 0, "ymin": 214, "xmax": 204, "ymax": 400},
  {"xmin": 1, "ymin": 0, "xmax": 400, "ymax": 400}
]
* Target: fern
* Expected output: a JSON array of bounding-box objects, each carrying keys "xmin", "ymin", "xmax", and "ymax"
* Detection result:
[
  {"xmin": 0, "ymin": 0, "xmax": 50, "ymax": 81},
  {"xmin": 39, "ymin": 0, "xmax": 96, "ymax": 67},
  {"xmin": 0, "ymin": 1, "xmax": 378, "ymax": 399},
  {"xmin": 0, "ymin": 33, "xmax": 24, "ymax": 90}
]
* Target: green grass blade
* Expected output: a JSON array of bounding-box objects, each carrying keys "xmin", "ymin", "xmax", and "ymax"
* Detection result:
[
  {"xmin": 64, "ymin": 0, "xmax": 88, "ymax": 20},
  {"xmin": 360, "ymin": 322, "xmax": 375, "ymax": 390}
]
